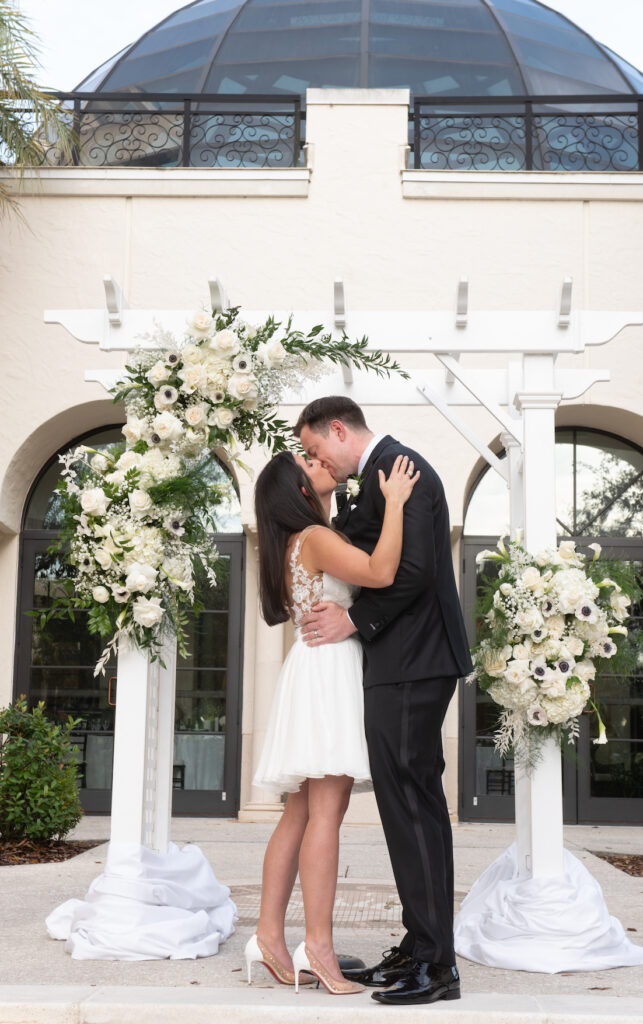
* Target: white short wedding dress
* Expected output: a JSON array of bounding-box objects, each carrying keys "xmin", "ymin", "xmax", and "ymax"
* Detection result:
[{"xmin": 253, "ymin": 525, "xmax": 372, "ymax": 794}]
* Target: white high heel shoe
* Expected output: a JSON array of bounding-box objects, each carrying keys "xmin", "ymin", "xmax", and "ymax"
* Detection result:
[
  {"xmin": 292, "ymin": 941, "xmax": 365, "ymax": 995},
  {"xmin": 244, "ymin": 934, "xmax": 315, "ymax": 986}
]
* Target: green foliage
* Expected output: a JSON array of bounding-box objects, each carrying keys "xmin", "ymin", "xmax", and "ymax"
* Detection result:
[
  {"xmin": 0, "ymin": 0, "xmax": 75, "ymax": 216},
  {"xmin": 0, "ymin": 697, "xmax": 82, "ymax": 840}
]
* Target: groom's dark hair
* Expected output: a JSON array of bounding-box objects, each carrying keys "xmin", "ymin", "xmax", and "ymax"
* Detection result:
[{"xmin": 293, "ymin": 396, "xmax": 369, "ymax": 437}]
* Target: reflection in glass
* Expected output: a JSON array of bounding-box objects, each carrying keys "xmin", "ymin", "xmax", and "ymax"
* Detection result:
[
  {"xmin": 464, "ymin": 429, "xmax": 643, "ymax": 539},
  {"xmin": 475, "ymin": 739, "xmax": 515, "ymax": 797}
]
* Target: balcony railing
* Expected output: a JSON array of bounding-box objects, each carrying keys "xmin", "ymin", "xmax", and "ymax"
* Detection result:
[
  {"xmin": 18, "ymin": 92, "xmax": 643, "ymax": 173},
  {"xmin": 411, "ymin": 95, "xmax": 643, "ymax": 172},
  {"xmin": 40, "ymin": 92, "xmax": 304, "ymax": 169}
]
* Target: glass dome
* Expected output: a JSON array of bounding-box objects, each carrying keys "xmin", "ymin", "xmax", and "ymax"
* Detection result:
[{"xmin": 77, "ymin": 0, "xmax": 643, "ymax": 98}]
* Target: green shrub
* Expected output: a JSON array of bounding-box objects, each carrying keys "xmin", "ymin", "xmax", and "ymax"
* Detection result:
[{"xmin": 0, "ymin": 697, "xmax": 82, "ymax": 841}]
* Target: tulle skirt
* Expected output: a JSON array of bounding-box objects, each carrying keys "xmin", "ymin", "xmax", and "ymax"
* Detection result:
[{"xmin": 253, "ymin": 634, "xmax": 372, "ymax": 794}]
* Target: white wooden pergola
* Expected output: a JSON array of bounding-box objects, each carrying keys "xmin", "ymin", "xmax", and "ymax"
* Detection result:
[{"xmin": 45, "ymin": 275, "xmax": 640, "ymax": 957}]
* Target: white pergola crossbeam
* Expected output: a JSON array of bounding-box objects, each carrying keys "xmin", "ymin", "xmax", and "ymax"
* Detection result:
[
  {"xmin": 436, "ymin": 353, "xmax": 520, "ymax": 442},
  {"xmin": 416, "ymin": 382, "xmax": 509, "ymax": 481}
]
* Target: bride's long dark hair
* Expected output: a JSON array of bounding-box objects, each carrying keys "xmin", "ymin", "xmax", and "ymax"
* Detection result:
[{"xmin": 255, "ymin": 451, "xmax": 328, "ymax": 626}]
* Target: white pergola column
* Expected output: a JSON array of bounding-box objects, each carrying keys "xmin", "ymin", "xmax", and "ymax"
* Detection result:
[
  {"xmin": 110, "ymin": 637, "xmax": 177, "ymax": 853},
  {"xmin": 514, "ymin": 354, "xmax": 563, "ymax": 878}
]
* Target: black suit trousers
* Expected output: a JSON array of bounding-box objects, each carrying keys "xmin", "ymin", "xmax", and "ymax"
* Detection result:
[{"xmin": 364, "ymin": 676, "xmax": 457, "ymax": 966}]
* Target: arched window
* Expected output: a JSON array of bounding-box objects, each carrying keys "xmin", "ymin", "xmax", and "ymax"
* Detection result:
[
  {"xmin": 464, "ymin": 429, "xmax": 643, "ymax": 538},
  {"xmin": 459, "ymin": 428, "xmax": 643, "ymax": 827},
  {"xmin": 16, "ymin": 426, "xmax": 245, "ymax": 817}
]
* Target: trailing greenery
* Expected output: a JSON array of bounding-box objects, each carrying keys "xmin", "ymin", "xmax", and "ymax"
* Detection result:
[{"xmin": 0, "ymin": 697, "xmax": 82, "ymax": 841}]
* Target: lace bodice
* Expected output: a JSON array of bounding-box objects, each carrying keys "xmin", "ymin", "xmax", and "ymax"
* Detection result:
[{"xmin": 288, "ymin": 525, "xmax": 357, "ymax": 628}]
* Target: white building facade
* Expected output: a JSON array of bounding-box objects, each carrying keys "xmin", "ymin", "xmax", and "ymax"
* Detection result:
[{"xmin": 1, "ymin": 81, "xmax": 642, "ymax": 825}]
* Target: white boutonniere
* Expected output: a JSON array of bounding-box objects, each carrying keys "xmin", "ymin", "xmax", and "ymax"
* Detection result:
[{"xmin": 346, "ymin": 473, "xmax": 363, "ymax": 499}]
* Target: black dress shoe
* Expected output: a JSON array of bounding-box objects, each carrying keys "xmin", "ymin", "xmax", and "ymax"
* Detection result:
[
  {"xmin": 371, "ymin": 960, "xmax": 461, "ymax": 1004},
  {"xmin": 340, "ymin": 946, "xmax": 413, "ymax": 986},
  {"xmin": 337, "ymin": 954, "xmax": 366, "ymax": 972}
]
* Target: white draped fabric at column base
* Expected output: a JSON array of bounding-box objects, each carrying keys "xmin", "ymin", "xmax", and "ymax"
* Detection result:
[
  {"xmin": 45, "ymin": 842, "xmax": 237, "ymax": 960},
  {"xmin": 454, "ymin": 843, "xmax": 643, "ymax": 973}
]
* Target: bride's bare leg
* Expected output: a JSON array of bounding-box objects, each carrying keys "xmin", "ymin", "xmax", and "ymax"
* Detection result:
[
  {"xmin": 256, "ymin": 782, "xmax": 309, "ymax": 965},
  {"xmin": 299, "ymin": 775, "xmax": 353, "ymax": 979}
]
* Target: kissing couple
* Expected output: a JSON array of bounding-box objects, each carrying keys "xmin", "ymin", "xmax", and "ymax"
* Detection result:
[{"xmin": 245, "ymin": 395, "xmax": 472, "ymax": 1005}]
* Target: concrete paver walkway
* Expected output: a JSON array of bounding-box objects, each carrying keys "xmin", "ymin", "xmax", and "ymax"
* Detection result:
[{"xmin": 0, "ymin": 818, "xmax": 641, "ymax": 1022}]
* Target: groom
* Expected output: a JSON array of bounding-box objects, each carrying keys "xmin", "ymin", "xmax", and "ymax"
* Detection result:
[{"xmin": 295, "ymin": 396, "xmax": 472, "ymax": 1006}]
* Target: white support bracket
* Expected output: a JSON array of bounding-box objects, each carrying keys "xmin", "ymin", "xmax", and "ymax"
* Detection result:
[
  {"xmin": 334, "ymin": 278, "xmax": 353, "ymax": 386},
  {"xmin": 558, "ymin": 276, "xmax": 573, "ymax": 329},
  {"xmin": 417, "ymin": 381, "xmax": 509, "ymax": 482},
  {"xmin": 103, "ymin": 275, "xmax": 128, "ymax": 327},
  {"xmin": 456, "ymin": 276, "xmax": 468, "ymax": 329},
  {"xmin": 208, "ymin": 277, "xmax": 228, "ymax": 314}
]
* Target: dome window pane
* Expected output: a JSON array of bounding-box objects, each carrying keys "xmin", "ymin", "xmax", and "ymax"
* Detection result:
[{"xmin": 234, "ymin": 0, "xmax": 361, "ymax": 32}]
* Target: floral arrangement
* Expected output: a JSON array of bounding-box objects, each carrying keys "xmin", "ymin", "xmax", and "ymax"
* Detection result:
[
  {"xmin": 469, "ymin": 537, "xmax": 640, "ymax": 765},
  {"xmin": 42, "ymin": 305, "xmax": 405, "ymax": 673}
]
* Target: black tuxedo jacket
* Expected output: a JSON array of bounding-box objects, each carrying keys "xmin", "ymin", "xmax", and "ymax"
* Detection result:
[{"xmin": 334, "ymin": 435, "xmax": 473, "ymax": 688}]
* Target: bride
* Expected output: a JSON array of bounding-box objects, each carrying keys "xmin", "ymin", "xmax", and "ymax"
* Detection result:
[{"xmin": 245, "ymin": 450, "xmax": 418, "ymax": 995}]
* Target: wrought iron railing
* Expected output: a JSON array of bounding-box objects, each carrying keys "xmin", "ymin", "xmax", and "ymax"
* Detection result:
[
  {"xmin": 40, "ymin": 92, "xmax": 304, "ymax": 169},
  {"xmin": 411, "ymin": 95, "xmax": 643, "ymax": 172}
]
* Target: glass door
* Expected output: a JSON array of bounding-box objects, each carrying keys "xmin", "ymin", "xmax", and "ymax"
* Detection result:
[{"xmin": 14, "ymin": 535, "xmax": 244, "ymax": 816}]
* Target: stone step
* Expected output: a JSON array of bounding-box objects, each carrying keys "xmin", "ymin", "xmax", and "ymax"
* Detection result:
[{"xmin": 1, "ymin": 987, "xmax": 642, "ymax": 1024}]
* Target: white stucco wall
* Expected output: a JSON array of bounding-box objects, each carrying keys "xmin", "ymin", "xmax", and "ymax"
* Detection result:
[{"xmin": 1, "ymin": 89, "xmax": 642, "ymax": 823}]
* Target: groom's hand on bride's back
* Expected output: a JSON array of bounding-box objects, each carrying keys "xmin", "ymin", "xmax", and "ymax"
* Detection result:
[{"xmin": 300, "ymin": 602, "xmax": 357, "ymax": 646}]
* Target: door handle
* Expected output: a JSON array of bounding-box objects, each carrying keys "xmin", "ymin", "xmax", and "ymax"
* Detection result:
[{"xmin": 108, "ymin": 676, "xmax": 117, "ymax": 707}]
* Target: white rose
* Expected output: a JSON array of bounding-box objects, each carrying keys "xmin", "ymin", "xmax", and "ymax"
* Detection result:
[
  {"xmin": 521, "ymin": 566, "xmax": 545, "ymax": 595},
  {"xmin": 574, "ymin": 659, "xmax": 596, "ymax": 682},
  {"xmin": 515, "ymin": 606, "xmax": 543, "ymax": 633},
  {"xmin": 499, "ymin": 583, "xmax": 513, "ymax": 596},
  {"xmin": 257, "ymin": 339, "xmax": 287, "ymax": 367},
  {"xmin": 481, "ymin": 645, "xmax": 512, "ymax": 678},
  {"xmin": 210, "ymin": 328, "xmax": 240, "ymax": 357},
  {"xmin": 185, "ymin": 404, "xmax": 208, "ymax": 428},
  {"xmin": 128, "ymin": 489, "xmax": 154, "ymax": 516},
  {"xmin": 122, "ymin": 417, "xmax": 146, "ymax": 445},
  {"xmin": 93, "ymin": 547, "xmax": 113, "ymax": 570},
  {"xmin": 504, "ymin": 659, "xmax": 531, "ymax": 686},
  {"xmin": 187, "ymin": 310, "xmax": 214, "ymax": 340},
  {"xmin": 211, "ymin": 406, "xmax": 236, "ymax": 429},
  {"xmin": 181, "ymin": 343, "xmax": 205, "ymax": 364},
  {"xmin": 546, "ymin": 613, "xmax": 566, "ymax": 638},
  {"xmin": 147, "ymin": 361, "xmax": 171, "ymax": 385},
  {"xmin": 90, "ymin": 453, "xmax": 110, "ymax": 473},
  {"xmin": 125, "ymin": 562, "xmax": 158, "ymax": 593},
  {"xmin": 153, "ymin": 410, "xmax": 183, "ymax": 442},
  {"xmin": 558, "ymin": 541, "xmax": 578, "ymax": 563},
  {"xmin": 80, "ymin": 487, "xmax": 110, "ymax": 517},
  {"xmin": 92, "ymin": 585, "xmax": 110, "ymax": 603},
  {"xmin": 512, "ymin": 643, "xmax": 531, "ymax": 661},
  {"xmin": 177, "ymin": 363, "xmax": 208, "ymax": 394},
  {"xmin": 132, "ymin": 595, "xmax": 164, "ymax": 628},
  {"xmin": 346, "ymin": 478, "xmax": 361, "ymax": 498},
  {"xmin": 117, "ymin": 450, "xmax": 143, "ymax": 472},
  {"xmin": 566, "ymin": 636, "xmax": 584, "ymax": 657},
  {"xmin": 227, "ymin": 372, "xmax": 258, "ymax": 401},
  {"xmin": 610, "ymin": 592, "xmax": 631, "ymax": 620}
]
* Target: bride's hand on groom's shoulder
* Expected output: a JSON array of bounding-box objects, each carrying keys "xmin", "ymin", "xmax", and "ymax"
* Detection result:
[{"xmin": 300, "ymin": 602, "xmax": 357, "ymax": 646}]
